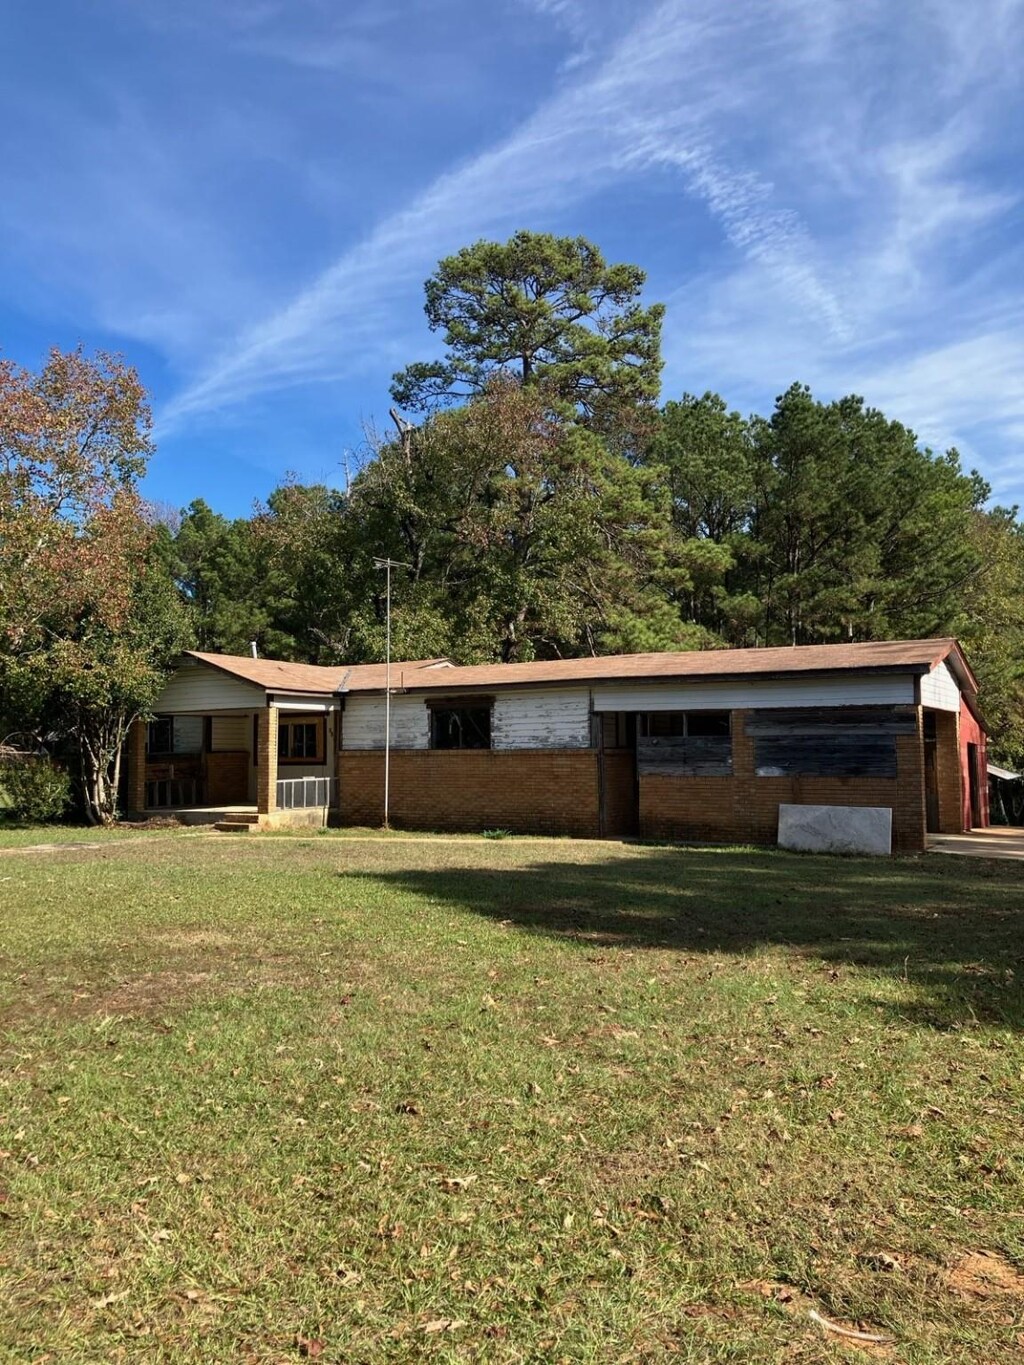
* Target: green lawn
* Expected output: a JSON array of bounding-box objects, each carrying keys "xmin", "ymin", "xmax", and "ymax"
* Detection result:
[{"xmin": 1, "ymin": 835, "xmax": 1022, "ymax": 1362}]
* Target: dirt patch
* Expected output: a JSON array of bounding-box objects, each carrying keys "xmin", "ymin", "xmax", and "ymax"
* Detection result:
[{"xmin": 945, "ymin": 1251, "xmax": 1024, "ymax": 1300}]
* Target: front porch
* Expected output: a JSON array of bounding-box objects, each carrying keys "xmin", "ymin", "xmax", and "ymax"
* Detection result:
[{"xmin": 126, "ymin": 702, "xmax": 339, "ymax": 829}]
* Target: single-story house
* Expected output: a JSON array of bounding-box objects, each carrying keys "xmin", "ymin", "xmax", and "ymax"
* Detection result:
[{"xmin": 125, "ymin": 637, "xmax": 987, "ymax": 852}]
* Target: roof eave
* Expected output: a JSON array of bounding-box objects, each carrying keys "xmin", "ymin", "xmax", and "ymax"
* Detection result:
[{"xmin": 349, "ymin": 661, "xmax": 932, "ymax": 698}]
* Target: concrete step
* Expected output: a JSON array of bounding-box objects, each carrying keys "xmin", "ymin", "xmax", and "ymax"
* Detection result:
[{"xmin": 213, "ymin": 821, "xmax": 259, "ymax": 833}]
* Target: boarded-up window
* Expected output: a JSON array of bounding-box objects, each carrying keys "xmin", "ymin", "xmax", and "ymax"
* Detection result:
[
  {"xmin": 637, "ymin": 712, "xmax": 731, "ymax": 776},
  {"xmin": 746, "ymin": 707, "xmax": 915, "ymax": 778}
]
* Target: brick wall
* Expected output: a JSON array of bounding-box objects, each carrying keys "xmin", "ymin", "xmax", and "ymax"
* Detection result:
[
  {"xmin": 958, "ymin": 701, "xmax": 988, "ymax": 829},
  {"xmin": 932, "ymin": 709, "xmax": 963, "ymax": 834},
  {"xmin": 125, "ymin": 719, "xmax": 146, "ymax": 814},
  {"xmin": 337, "ymin": 750, "xmax": 600, "ymax": 836},
  {"xmin": 256, "ymin": 708, "xmax": 278, "ymax": 816},
  {"xmin": 639, "ymin": 708, "xmax": 927, "ymax": 853},
  {"xmin": 335, "ymin": 708, "xmax": 929, "ymax": 851},
  {"xmin": 205, "ymin": 751, "xmax": 249, "ymax": 806}
]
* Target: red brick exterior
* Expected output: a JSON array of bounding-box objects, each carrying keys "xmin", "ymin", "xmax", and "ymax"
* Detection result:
[
  {"xmin": 639, "ymin": 708, "xmax": 927, "ymax": 853},
  {"xmin": 335, "ymin": 708, "xmax": 929, "ymax": 852},
  {"xmin": 337, "ymin": 750, "xmax": 600, "ymax": 836},
  {"xmin": 958, "ymin": 700, "xmax": 988, "ymax": 829},
  {"xmin": 932, "ymin": 709, "xmax": 963, "ymax": 834}
]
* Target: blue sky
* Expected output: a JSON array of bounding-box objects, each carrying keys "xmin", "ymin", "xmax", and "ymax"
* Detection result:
[{"xmin": 2, "ymin": 0, "xmax": 1022, "ymax": 516}]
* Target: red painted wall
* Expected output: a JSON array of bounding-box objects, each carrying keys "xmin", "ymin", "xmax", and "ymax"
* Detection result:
[{"xmin": 959, "ymin": 700, "xmax": 988, "ymax": 829}]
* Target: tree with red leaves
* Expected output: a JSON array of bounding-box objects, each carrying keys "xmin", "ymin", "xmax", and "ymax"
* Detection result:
[{"xmin": 0, "ymin": 348, "xmax": 190, "ymax": 823}]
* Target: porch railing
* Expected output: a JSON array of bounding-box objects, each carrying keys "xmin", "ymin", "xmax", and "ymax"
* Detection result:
[
  {"xmin": 276, "ymin": 775, "xmax": 334, "ymax": 809},
  {"xmin": 146, "ymin": 777, "xmax": 200, "ymax": 809}
]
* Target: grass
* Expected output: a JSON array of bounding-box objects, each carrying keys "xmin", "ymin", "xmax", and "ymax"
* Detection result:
[
  {"xmin": 1, "ymin": 834, "xmax": 1022, "ymax": 1362},
  {"xmin": 0, "ymin": 821, "xmax": 192, "ymax": 849}
]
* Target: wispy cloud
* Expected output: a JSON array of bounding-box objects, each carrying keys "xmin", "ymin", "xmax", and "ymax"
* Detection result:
[
  {"xmin": 159, "ymin": 0, "xmax": 845, "ymax": 431},
  {"xmin": 3, "ymin": 0, "xmax": 1021, "ymax": 506}
]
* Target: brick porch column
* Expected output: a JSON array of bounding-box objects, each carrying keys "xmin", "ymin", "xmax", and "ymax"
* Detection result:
[
  {"xmin": 126, "ymin": 718, "xmax": 147, "ymax": 815},
  {"xmin": 256, "ymin": 706, "xmax": 278, "ymax": 818}
]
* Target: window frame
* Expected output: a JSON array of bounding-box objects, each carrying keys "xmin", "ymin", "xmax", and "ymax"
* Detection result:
[
  {"xmin": 147, "ymin": 715, "xmax": 175, "ymax": 756},
  {"xmin": 427, "ymin": 701, "xmax": 493, "ymax": 751},
  {"xmin": 277, "ymin": 715, "xmax": 326, "ymax": 765},
  {"xmin": 638, "ymin": 711, "xmax": 731, "ymax": 739}
]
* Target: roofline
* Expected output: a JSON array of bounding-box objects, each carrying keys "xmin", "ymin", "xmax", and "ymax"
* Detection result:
[
  {"xmin": 183, "ymin": 651, "xmax": 268, "ymax": 691},
  {"xmin": 183, "ymin": 651, "xmax": 338, "ymax": 698},
  {"xmin": 937, "ymin": 639, "xmax": 979, "ymax": 695},
  {"xmin": 353, "ymin": 660, "xmax": 933, "ymax": 698},
  {"xmin": 183, "ymin": 642, "xmax": 981, "ymax": 702}
]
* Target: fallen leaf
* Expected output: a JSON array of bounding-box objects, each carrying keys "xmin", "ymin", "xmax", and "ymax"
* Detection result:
[
  {"xmin": 440, "ymin": 1175, "xmax": 477, "ymax": 1192},
  {"xmin": 422, "ymin": 1318, "xmax": 466, "ymax": 1334},
  {"xmin": 92, "ymin": 1290, "xmax": 128, "ymax": 1309}
]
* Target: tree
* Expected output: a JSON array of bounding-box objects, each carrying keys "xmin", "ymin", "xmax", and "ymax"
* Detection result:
[
  {"xmin": 648, "ymin": 393, "xmax": 759, "ymax": 640},
  {"xmin": 0, "ymin": 348, "xmax": 191, "ymax": 823},
  {"xmin": 956, "ymin": 508, "xmax": 1024, "ymax": 767},
  {"xmin": 390, "ymin": 231, "xmax": 665, "ymax": 433},
  {"xmin": 172, "ymin": 499, "xmax": 288, "ymax": 657},
  {"xmin": 743, "ymin": 385, "xmax": 986, "ymax": 645},
  {"xmin": 351, "ymin": 380, "xmax": 709, "ymax": 662}
]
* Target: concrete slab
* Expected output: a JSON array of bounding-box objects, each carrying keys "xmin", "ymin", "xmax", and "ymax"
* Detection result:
[
  {"xmin": 778, "ymin": 803, "xmax": 892, "ymax": 856},
  {"xmin": 928, "ymin": 829, "xmax": 1024, "ymax": 861}
]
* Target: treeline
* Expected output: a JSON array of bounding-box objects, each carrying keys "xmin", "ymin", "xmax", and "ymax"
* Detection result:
[
  {"xmin": 3, "ymin": 232, "xmax": 1024, "ymax": 824},
  {"xmin": 159, "ymin": 232, "xmax": 1024, "ymax": 761}
]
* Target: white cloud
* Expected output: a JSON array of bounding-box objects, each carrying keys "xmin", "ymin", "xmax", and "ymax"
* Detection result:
[{"xmin": 159, "ymin": 0, "xmax": 846, "ymax": 431}]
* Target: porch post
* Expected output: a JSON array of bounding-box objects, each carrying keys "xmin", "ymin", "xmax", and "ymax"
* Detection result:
[
  {"xmin": 256, "ymin": 705, "xmax": 278, "ymax": 821},
  {"xmin": 126, "ymin": 718, "xmax": 147, "ymax": 815}
]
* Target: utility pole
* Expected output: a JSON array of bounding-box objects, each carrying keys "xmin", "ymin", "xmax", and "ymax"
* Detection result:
[{"xmin": 373, "ymin": 557, "xmax": 410, "ymax": 828}]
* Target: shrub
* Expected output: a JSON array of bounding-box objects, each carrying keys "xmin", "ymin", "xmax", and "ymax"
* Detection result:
[{"xmin": 0, "ymin": 758, "xmax": 71, "ymax": 823}]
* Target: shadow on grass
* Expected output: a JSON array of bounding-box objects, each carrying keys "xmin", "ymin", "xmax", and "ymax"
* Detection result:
[{"xmin": 358, "ymin": 847, "xmax": 1024, "ymax": 1031}]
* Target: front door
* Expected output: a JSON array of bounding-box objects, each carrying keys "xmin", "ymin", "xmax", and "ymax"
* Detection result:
[{"xmin": 599, "ymin": 713, "xmax": 639, "ymax": 837}]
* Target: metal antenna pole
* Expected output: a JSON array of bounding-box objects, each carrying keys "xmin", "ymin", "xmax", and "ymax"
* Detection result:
[
  {"xmin": 373, "ymin": 557, "xmax": 411, "ymax": 830},
  {"xmin": 384, "ymin": 558, "xmax": 391, "ymax": 828}
]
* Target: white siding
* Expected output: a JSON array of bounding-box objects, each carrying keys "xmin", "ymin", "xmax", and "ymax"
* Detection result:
[
  {"xmin": 341, "ymin": 695, "xmax": 430, "ymax": 750},
  {"xmin": 592, "ymin": 673, "xmax": 916, "ymax": 712},
  {"xmin": 492, "ymin": 688, "xmax": 591, "ymax": 749},
  {"xmin": 155, "ymin": 662, "xmax": 264, "ymax": 713},
  {"xmin": 920, "ymin": 659, "xmax": 960, "ymax": 712},
  {"xmin": 211, "ymin": 715, "xmax": 250, "ymax": 751}
]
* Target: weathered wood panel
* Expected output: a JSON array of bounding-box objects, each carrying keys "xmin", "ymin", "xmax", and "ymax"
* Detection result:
[
  {"xmin": 592, "ymin": 674, "xmax": 915, "ymax": 712},
  {"xmin": 492, "ymin": 689, "xmax": 591, "ymax": 750},
  {"xmin": 154, "ymin": 661, "xmax": 264, "ymax": 713},
  {"xmin": 341, "ymin": 695, "xmax": 429, "ymax": 750},
  {"xmin": 754, "ymin": 735, "xmax": 897, "ymax": 777},
  {"xmin": 744, "ymin": 707, "xmax": 917, "ymax": 736},
  {"xmin": 920, "ymin": 660, "xmax": 960, "ymax": 712},
  {"xmin": 637, "ymin": 736, "xmax": 732, "ymax": 776}
]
